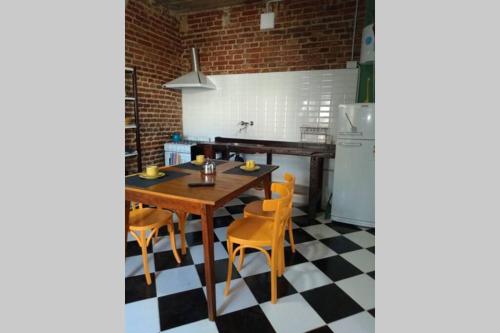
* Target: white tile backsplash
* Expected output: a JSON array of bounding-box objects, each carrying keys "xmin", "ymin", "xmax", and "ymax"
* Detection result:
[{"xmin": 183, "ymin": 69, "xmax": 358, "ymax": 142}]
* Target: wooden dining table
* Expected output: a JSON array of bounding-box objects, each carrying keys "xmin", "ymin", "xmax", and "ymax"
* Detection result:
[{"xmin": 125, "ymin": 160, "xmax": 278, "ymax": 320}]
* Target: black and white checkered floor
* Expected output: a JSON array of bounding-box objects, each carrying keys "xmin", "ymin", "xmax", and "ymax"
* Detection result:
[{"xmin": 125, "ymin": 194, "xmax": 375, "ymax": 333}]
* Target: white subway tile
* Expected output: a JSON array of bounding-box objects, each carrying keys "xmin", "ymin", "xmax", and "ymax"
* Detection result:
[{"xmin": 182, "ymin": 69, "xmax": 358, "ymax": 142}]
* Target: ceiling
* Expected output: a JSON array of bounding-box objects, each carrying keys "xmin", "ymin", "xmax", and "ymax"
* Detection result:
[{"xmin": 157, "ymin": 0, "xmax": 261, "ymax": 14}]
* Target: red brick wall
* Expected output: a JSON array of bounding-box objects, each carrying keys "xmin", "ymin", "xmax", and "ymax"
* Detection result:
[
  {"xmin": 125, "ymin": 0, "xmax": 183, "ymax": 173},
  {"xmin": 180, "ymin": 0, "xmax": 365, "ymax": 74},
  {"xmin": 125, "ymin": 0, "xmax": 365, "ymax": 173}
]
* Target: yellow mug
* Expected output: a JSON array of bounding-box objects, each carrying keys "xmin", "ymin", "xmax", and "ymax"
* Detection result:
[
  {"xmin": 245, "ymin": 160, "xmax": 255, "ymax": 169},
  {"xmin": 196, "ymin": 155, "xmax": 205, "ymax": 163},
  {"xmin": 146, "ymin": 165, "xmax": 159, "ymax": 177}
]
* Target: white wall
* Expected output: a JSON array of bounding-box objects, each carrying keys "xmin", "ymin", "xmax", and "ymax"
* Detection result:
[{"xmin": 182, "ymin": 69, "xmax": 358, "ymax": 206}]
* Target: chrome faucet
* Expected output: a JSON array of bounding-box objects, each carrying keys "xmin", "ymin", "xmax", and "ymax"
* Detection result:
[{"xmin": 238, "ymin": 121, "xmax": 254, "ymax": 132}]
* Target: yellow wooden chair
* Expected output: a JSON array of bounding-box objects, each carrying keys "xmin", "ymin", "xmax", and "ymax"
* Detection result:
[
  {"xmin": 176, "ymin": 211, "xmax": 189, "ymax": 256},
  {"xmin": 242, "ymin": 172, "xmax": 296, "ymax": 258},
  {"xmin": 127, "ymin": 202, "xmax": 181, "ymax": 285},
  {"xmin": 224, "ymin": 183, "xmax": 292, "ymax": 304}
]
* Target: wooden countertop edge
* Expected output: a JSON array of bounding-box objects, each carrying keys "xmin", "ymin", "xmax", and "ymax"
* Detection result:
[{"xmin": 197, "ymin": 142, "xmax": 335, "ymax": 157}]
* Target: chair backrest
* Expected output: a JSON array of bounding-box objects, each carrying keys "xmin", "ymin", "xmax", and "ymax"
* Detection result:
[{"xmin": 262, "ymin": 183, "xmax": 292, "ymax": 249}]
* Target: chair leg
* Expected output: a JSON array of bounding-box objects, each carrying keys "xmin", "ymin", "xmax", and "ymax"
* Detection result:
[
  {"xmin": 277, "ymin": 244, "xmax": 285, "ymax": 277},
  {"xmin": 139, "ymin": 230, "xmax": 152, "ymax": 285},
  {"xmin": 237, "ymin": 248, "xmax": 246, "ymax": 270},
  {"xmin": 153, "ymin": 228, "xmax": 159, "ymax": 245},
  {"xmin": 281, "ymin": 240, "xmax": 286, "ymax": 276},
  {"xmin": 177, "ymin": 211, "xmax": 188, "ymax": 255},
  {"xmin": 271, "ymin": 249, "xmax": 278, "ymax": 304},
  {"xmin": 168, "ymin": 223, "xmax": 181, "ymax": 264},
  {"xmin": 287, "ymin": 218, "xmax": 295, "ymax": 253},
  {"xmin": 224, "ymin": 241, "xmax": 234, "ymax": 296}
]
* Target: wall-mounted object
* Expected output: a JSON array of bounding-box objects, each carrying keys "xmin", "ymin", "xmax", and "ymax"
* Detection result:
[
  {"xmin": 260, "ymin": 12, "xmax": 275, "ymax": 30},
  {"xmin": 360, "ymin": 23, "xmax": 375, "ymax": 63},
  {"xmin": 260, "ymin": 0, "xmax": 282, "ymax": 30},
  {"xmin": 238, "ymin": 120, "xmax": 254, "ymax": 132},
  {"xmin": 357, "ymin": 0, "xmax": 375, "ymax": 102},
  {"xmin": 163, "ymin": 48, "xmax": 216, "ymax": 90},
  {"xmin": 300, "ymin": 126, "xmax": 331, "ymax": 145}
]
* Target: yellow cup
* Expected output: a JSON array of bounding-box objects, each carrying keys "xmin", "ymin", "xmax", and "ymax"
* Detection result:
[
  {"xmin": 245, "ymin": 160, "xmax": 255, "ymax": 169},
  {"xmin": 196, "ymin": 155, "xmax": 205, "ymax": 163},
  {"xmin": 146, "ymin": 165, "xmax": 159, "ymax": 177}
]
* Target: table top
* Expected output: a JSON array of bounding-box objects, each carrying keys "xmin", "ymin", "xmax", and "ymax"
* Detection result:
[{"xmin": 125, "ymin": 161, "xmax": 278, "ymax": 207}]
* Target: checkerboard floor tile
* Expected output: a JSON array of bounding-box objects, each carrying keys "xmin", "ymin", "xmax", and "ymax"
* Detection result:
[
  {"xmin": 125, "ymin": 298, "xmax": 160, "ymax": 333},
  {"xmin": 155, "ymin": 265, "xmax": 202, "ymax": 297},
  {"xmin": 292, "ymin": 215, "xmax": 322, "ymax": 227},
  {"xmin": 285, "ymin": 228, "xmax": 316, "ymax": 244},
  {"xmin": 244, "ymin": 272, "xmax": 297, "ymax": 303},
  {"xmin": 305, "ymin": 326, "xmax": 334, "ymax": 333},
  {"xmin": 215, "ymin": 305, "xmax": 275, "ymax": 333},
  {"xmin": 328, "ymin": 311, "xmax": 375, "ymax": 333},
  {"xmin": 335, "ymin": 274, "xmax": 375, "ymax": 310},
  {"xmin": 320, "ymin": 235, "xmax": 363, "ymax": 254},
  {"xmin": 204, "ymin": 278, "xmax": 259, "ymax": 316},
  {"xmin": 302, "ymin": 224, "xmax": 340, "ymax": 240},
  {"xmin": 340, "ymin": 249, "xmax": 375, "ymax": 273},
  {"xmin": 233, "ymin": 251, "xmax": 271, "ymax": 277},
  {"xmin": 294, "ymin": 240, "xmax": 337, "ymax": 261},
  {"xmin": 126, "ymin": 254, "xmax": 155, "ymax": 277},
  {"xmin": 260, "ymin": 293, "xmax": 325, "ymax": 333},
  {"xmin": 343, "ymin": 230, "xmax": 375, "ymax": 248},
  {"xmin": 125, "ymin": 193, "xmax": 375, "ymax": 333},
  {"xmin": 312, "ymin": 255, "xmax": 363, "ymax": 282}
]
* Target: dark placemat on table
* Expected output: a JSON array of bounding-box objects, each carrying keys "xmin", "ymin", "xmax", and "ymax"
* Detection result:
[
  {"xmin": 175, "ymin": 159, "xmax": 227, "ymax": 171},
  {"xmin": 125, "ymin": 170, "xmax": 190, "ymax": 188},
  {"xmin": 222, "ymin": 164, "xmax": 278, "ymax": 177}
]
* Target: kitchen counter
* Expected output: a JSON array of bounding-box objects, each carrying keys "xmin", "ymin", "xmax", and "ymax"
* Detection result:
[{"xmin": 194, "ymin": 137, "xmax": 336, "ymax": 219}]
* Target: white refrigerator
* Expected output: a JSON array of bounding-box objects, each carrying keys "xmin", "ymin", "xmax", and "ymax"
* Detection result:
[{"xmin": 332, "ymin": 103, "xmax": 375, "ymax": 227}]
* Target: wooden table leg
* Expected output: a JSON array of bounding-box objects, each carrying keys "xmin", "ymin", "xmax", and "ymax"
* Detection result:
[
  {"xmin": 263, "ymin": 173, "xmax": 272, "ymax": 199},
  {"xmin": 308, "ymin": 156, "xmax": 324, "ymax": 219},
  {"xmin": 125, "ymin": 200, "xmax": 130, "ymax": 256},
  {"xmin": 222, "ymin": 147, "xmax": 229, "ymax": 160},
  {"xmin": 266, "ymin": 152, "xmax": 272, "ymax": 165},
  {"xmin": 201, "ymin": 205, "xmax": 216, "ymax": 320}
]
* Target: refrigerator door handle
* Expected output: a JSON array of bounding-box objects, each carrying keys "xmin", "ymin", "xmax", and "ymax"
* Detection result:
[
  {"xmin": 338, "ymin": 142, "xmax": 362, "ymax": 147},
  {"xmin": 344, "ymin": 113, "xmax": 357, "ymax": 132}
]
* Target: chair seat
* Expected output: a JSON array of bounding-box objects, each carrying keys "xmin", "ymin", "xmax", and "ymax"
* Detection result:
[
  {"xmin": 227, "ymin": 217, "xmax": 274, "ymax": 246},
  {"xmin": 129, "ymin": 208, "xmax": 173, "ymax": 230},
  {"xmin": 243, "ymin": 200, "xmax": 274, "ymax": 219}
]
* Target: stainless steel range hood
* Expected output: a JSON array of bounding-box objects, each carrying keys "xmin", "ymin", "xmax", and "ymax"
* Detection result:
[{"xmin": 163, "ymin": 48, "xmax": 215, "ymax": 90}]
